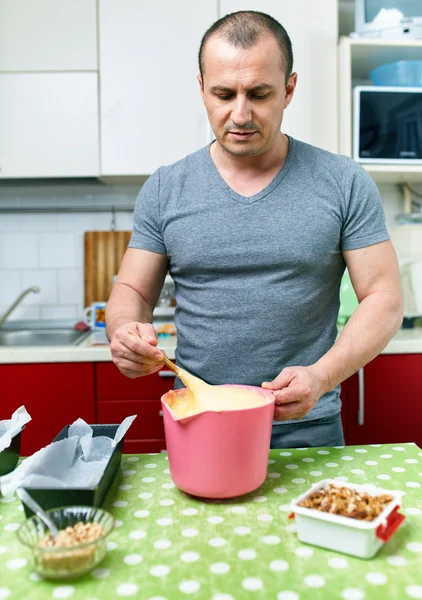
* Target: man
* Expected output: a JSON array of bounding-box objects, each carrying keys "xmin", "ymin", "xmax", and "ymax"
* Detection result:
[{"xmin": 106, "ymin": 11, "xmax": 403, "ymax": 448}]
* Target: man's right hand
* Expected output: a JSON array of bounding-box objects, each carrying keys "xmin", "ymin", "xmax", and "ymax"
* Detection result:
[{"xmin": 109, "ymin": 322, "xmax": 164, "ymax": 379}]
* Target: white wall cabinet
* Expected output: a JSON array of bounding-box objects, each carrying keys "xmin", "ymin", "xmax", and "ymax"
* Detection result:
[
  {"xmin": 0, "ymin": 0, "xmax": 97, "ymax": 71},
  {"xmin": 219, "ymin": 0, "xmax": 338, "ymax": 153},
  {"xmin": 99, "ymin": 0, "xmax": 217, "ymax": 176},
  {"xmin": 0, "ymin": 73, "xmax": 99, "ymax": 178}
]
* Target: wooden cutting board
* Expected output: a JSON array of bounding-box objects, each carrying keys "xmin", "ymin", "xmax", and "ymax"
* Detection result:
[{"xmin": 84, "ymin": 231, "xmax": 132, "ymax": 307}]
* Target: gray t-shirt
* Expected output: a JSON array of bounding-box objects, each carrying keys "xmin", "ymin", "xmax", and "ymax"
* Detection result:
[{"xmin": 129, "ymin": 137, "xmax": 389, "ymax": 422}]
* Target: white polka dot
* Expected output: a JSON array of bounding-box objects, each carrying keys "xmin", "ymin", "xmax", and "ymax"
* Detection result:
[
  {"xmin": 116, "ymin": 583, "xmax": 139, "ymax": 597},
  {"xmin": 124, "ymin": 554, "xmax": 143, "ymax": 565},
  {"xmin": 351, "ymin": 469, "xmax": 364, "ymax": 475},
  {"xmin": 273, "ymin": 487, "xmax": 288, "ymax": 494},
  {"xmin": 209, "ymin": 537, "xmax": 227, "ymax": 547},
  {"xmin": 142, "ymin": 477, "xmax": 155, "ymax": 483},
  {"xmin": 365, "ymin": 461, "xmax": 378, "ymax": 466},
  {"xmin": 253, "ymin": 496, "xmax": 267, "ymax": 502},
  {"xmin": 230, "ymin": 506, "xmax": 246, "ymax": 513},
  {"xmin": 318, "ymin": 450, "xmax": 330, "ymax": 455},
  {"xmin": 341, "ymin": 456, "xmax": 354, "ymax": 461},
  {"xmin": 91, "ymin": 568, "xmax": 111, "ymax": 579},
  {"xmin": 150, "ymin": 565, "xmax": 170, "ymax": 577},
  {"xmin": 0, "ymin": 589, "xmax": 11, "ymax": 600},
  {"xmin": 261, "ymin": 535, "xmax": 281, "ymax": 545},
  {"xmin": 234, "ymin": 527, "xmax": 251, "ymax": 536},
  {"xmin": 113, "ymin": 500, "xmax": 128, "ymax": 508},
  {"xmin": 392, "ymin": 467, "xmax": 405, "ymax": 473},
  {"xmin": 156, "ymin": 518, "xmax": 173, "ymax": 526},
  {"xmin": 405, "ymin": 508, "xmax": 422, "ymax": 515},
  {"xmin": 377, "ymin": 474, "xmax": 391, "ymax": 480},
  {"xmin": 180, "ymin": 551, "xmax": 200, "ymax": 563},
  {"xmin": 208, "ymin": 516, "xmax": 224, "ymax": 524},
  {"xmin": 292, "ymin": 478, "xmax": 305, "ymax": 484},
  {"xmin": 286, "ymin": 523, "xmax": 297, "ymax": 533},
  {"xmin": 4, "ymin": 523, "xmax": 19, "ymax": 532},
  {"xmin": 268, "ymin": 472, "xmax": 281, "ymax": 478},
  {"xmin": 295, "ymin": 546, "xmax": 313, "ymax": 557},
  {"xmin": 310, "ymin": 471, "xmax": 323, "ymax": 477},
  {"xmin": 366, "ymin": 573, "xmax": 387, "ymax": 585},
  {"xmin": 210, "ymin": 563, "xmax": 230, "ymax": 574},
  {"xmin": 406, "ymin": 585, "xmax": 422, "ymax": 599},
  {"xmin": 257, "ymin": 514, "xmax": 273, "ymax": 522},
  {"xmin": 162, "ymin": 482, "xmax": 175, "ymax": 489},
  {"xmin": 280, "ymin": 452, "xmax": 292, "ymax": 456},
  {"xmin": 123, "ymin": 470, "xmax": 136, "ymax": 476},
  {"xmin": 138, "ymin": 492, "xmax": 153, "ymax": 500},
  {"xmin": 277, "ymin": 593, "xmax": 299, "ymax": 600},
  {"xmin": 126, "ymin": 456, "xmax": 139, "ymax": 462},
  {"xmin": 134, "ymin": 510, "xmax": 150, "ymax": 518},
  {"xmin": 145, "ymin": 463, "xmax": 158, "ymax": 468},
  {"xmin": 160, "ymin": 499, "xmax": 174, "ymax": 506},
  {"xmin": 341, "ymin": 589, "xmax": 364, "ymax": 600},
  {"xmin": 393, "ymin": 447, "xmax": 405, "ymax": 451},
  {"xmin": 212, "ymin": 595, "xmax": 234, "ymax": 600},
  {"xmin": 154, "ymin": 540, "xmax": 172, "ymax": 550},
  {"xmin": 242, "ymin": 578, "xmax": 263, "ymax": 591},
  {"xmin": 278, "ymin": 504, "xmax": 291, "ymax": 512},
  {"xmin": 302, "ymin": 458, "xmax": 315, "ymax": 462},
  {"xmin": 107, "ymin": 541, "xmax": 117, "ymax": 551},
  {"xmin": 182, "ymin": 528, "xmax": 198, "ymax": 538},
  {"xmin": 52, "ymin": 587, "xmax": 75, "ymax": 599},
  {"xmin": 355, "ymin": 449, "xmax": 367, "ymax": 453},
  {"xmin": 325, "ymin": 462, "xmax": 338, "ymax": 468},
  {"xmin": 6, "ymin": 558, "xmax": 27, "ymax": 570},
  {"xmin": 163, "ymin": 468, "xmax": 170, "ymax": 474},
  {"xmin": 406, "ymin": 482, "xmax": 420, "ymax": 488},
  {"xmin": 285, "ymin": 464, "xmax": 298, "ymax": 469},
  {"xmin": 304, "ymin": 575, "xmax": 325, "ymax": 588},
  {"xmin": 419, "ymin": 453, "xmax": 422, "ymax": 457},
  {"xmin": 369, "ymin": 444, "xmax": 382, "ymax": 447},
  {"xmin": 0, "ymin": 547, "xmax": 6, "ymax": 555},
  {"xmin": 328, "ymin": 557, "xmax": 349, "ymax": 569},
  {"xmin": 405, "ymin": 459, "xmax": 418, "ymax": 464},
  {"xmin": 0, "ymin": 498, "xmax": 15, "ymax": 504},
  {"xmin": 335, "ymin": 476, "xmax": 348, "ymax": 482},
  {"xmin": 182, "ymin": 508, "xmax": 198, "ymax": 516},
  {"xmin": 380, "ymin": 454, "xmax": 393, "ymax": 459},
  {"xmin": 30, "ymin": 573, "xmax": 42, "ymax": 582},
  {"xmin": 268, "ymin": 459, "xmax": 276, "ymax": 464},
  {"xmin": 238, "ymin": 549, "xmax": 257, "ymax": 560},
  {"xmin": 179, "ymin": 581, "xmax": 200, "ymax": 594},
  {"xmin": 270, "ymin": 560, "xmax": 289, "ymax": 572},
  {"xmin": 119, "ymin": 484, "xmax": 132, "ymax": 491},
  {"xmin": 115, "ymin": 520, "xmax": 123, "ymax": 528},
  {"xmin": 407, "ymin": 542, "xmax": 422, "ymax": 553},
  {"xmin": 334, "ymin": 446, "xmax": 345, "ymax": 449}
]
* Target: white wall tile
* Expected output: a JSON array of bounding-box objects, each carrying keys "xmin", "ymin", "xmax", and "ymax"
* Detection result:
[
  {"xmin": 3, "ymin": 233, "xmax": 38, "ymax": 268},
  {"xmin": 40, "ymin": 305, "xmax": 77, "ymax": 319},
  {"xmin": 0, "ymin": 214, "xmax": 20, "ymax": 233},
  {"xmin": 3, "ymin": 304, "xmax": 41, "ymax": 321},
  {"xmin": 39, "ymin": 233, "xmax": 77, "ymax": 268},
  {"xmin": 0, "ymin": 270, "xmax": 21, "ymax": 305},
  {"xmin": 21, "ymin": 270, "xmax": 57, "ymax": 305},
  {"xmin": 58, "ymin": 269, "xmax": 83, "ymax": 307},
  {"xmin": 57, "ymin": 213, "xmax": 94, "ymax": 232},
  {"xmin": 20, "ymin": 213, "xmax": 57, "ymax": 232}
]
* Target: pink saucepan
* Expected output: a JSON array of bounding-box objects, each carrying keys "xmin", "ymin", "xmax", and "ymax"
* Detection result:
[{"xmin": 161, "ymin": 384, "xmax": 276, "ymax": 499}]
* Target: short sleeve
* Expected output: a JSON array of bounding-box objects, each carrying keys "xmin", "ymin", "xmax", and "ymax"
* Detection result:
[
  {"xmin": 128, "ymin": 168, "xmax": 167, "ymax": 255},
  {"xmin": 341, "ymin": 162, "xmax": 390, "ymax": 251}
]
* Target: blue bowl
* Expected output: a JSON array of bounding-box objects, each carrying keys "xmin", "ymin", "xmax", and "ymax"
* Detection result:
[{"xmin": 370, "ymin": 60, "xmax": 422, "ymax": 87}]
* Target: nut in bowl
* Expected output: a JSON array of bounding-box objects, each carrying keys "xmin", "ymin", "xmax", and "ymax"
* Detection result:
[
  {"xmin": 16, "ymin": 506, "xmax": 114, "ymax": 580},
  {"xmin": 289, "ymin": 479, "xmax": 406, "ymax": 559}
]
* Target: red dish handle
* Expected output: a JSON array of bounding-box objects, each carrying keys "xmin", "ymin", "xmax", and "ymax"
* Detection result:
[
  {"xmin": 376, "ymin": 506, "xmax": 406, "ymax": 542},
  {"xmin": 288, "ymin": 512, "xmax": 295, "ymax": 520}
]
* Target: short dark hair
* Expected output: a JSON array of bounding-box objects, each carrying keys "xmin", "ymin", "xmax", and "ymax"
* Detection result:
[{"xmin": 198, "ymin": 10, "xmax": 294, "ymax": 85}]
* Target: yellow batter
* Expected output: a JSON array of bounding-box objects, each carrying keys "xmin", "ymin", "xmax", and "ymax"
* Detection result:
[{"xmin": 163, "ymin": 368, "xmax": 268, "ymax": 419}]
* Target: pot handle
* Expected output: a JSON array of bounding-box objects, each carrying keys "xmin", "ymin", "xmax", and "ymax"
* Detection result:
[{"xmin": 376, "ymin": 506, "xmax": 405, "ymax": 542}]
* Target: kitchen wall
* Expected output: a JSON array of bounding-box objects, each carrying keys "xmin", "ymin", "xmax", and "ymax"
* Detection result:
[{"xmin": 0, "ymin": 181, "xmax": 139, "ymax": 321}]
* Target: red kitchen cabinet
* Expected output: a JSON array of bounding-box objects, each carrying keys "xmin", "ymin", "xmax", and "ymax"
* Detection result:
[
  {"xmin": 0, "ymin": 363, "xmax": 95, "ymax": 455},
  {"xmin": 95, "ymin": 362, "xmax": 176, "ymax": 453},
  {"xmin": 342, "ymin": 354, "xmax": 422, "ymax": 448}
]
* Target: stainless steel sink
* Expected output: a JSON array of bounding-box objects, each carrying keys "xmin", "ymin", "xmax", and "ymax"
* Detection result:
[{"xmin": 0, "ymin": 328, "xmax": 91, "ymax": 347}]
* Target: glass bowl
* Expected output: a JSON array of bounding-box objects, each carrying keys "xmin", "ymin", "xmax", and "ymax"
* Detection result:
[{"xmin": 16, "ymin": 506, "xmax": 114, "ymax": 580}]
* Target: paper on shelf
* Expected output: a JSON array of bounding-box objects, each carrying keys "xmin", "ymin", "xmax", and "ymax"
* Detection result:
[{"xmin": 0, "ymin": 406, "xmax": 32, "ymax": 453}]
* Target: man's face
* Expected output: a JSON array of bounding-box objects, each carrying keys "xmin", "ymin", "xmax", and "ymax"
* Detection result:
[{"xmin": 198, "ymin": 35, "xmax": 297, "ymax": 158}]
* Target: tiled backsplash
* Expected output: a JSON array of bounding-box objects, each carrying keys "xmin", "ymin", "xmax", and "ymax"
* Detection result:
[{"xmin": 0, "ymin": 180, "xmax": 419, "ymax": 322}]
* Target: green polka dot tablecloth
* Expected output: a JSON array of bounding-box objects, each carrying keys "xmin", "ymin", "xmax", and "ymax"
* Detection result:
[{"xmin": 1, "ymin": 443, "xmax": 422, "ymax": 600}]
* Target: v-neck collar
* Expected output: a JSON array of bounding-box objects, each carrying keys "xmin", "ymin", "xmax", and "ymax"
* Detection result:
[{"xmin": 203, "ymin": 135, "xmax": 297, "ymax": 205}]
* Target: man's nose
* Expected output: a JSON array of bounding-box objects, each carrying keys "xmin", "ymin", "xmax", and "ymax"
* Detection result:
[{"xmin": 231, "ymin": 95, "xmax": 252, "ymax": 126}]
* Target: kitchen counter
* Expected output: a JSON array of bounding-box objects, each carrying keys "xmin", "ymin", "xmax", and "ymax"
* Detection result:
[
  {"xmin": 1, "ymin": 327, "xmax": 422, "ymax": 364},
  {"xmin": 1, "ymin": 443, "xmax": 421, "ymax": 599}
]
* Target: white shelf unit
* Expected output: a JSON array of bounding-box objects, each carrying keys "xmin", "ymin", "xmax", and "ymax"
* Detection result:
[{"xmin": 338, "ymin": 36, "xmax": 422, "ymax": 184}]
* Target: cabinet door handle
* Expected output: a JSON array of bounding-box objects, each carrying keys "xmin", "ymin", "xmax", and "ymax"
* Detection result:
[
  {"xmin": 358, "ymin": 367, "xmax": 364, "ymax": 426},
  {"xmin": 159, "ymin": 410, "xmax": 163, "ymax": 418},
  {"xmin": 159, "ymin": 370, "xmax": 176, "ymax": 378}
]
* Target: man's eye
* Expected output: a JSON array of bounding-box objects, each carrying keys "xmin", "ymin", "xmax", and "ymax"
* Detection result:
[
  {"xmin": 251, "ymin": 94, "xmax": 268, "ymax": 99},
  {"xmin": 217, "ymin": 94, "xmax": 233, "ymax": 100}
]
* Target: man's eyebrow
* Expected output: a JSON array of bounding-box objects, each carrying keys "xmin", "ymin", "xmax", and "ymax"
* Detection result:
[{"xmin": 210, "ymin": 84, "xmax": 274, "ymax": 93}]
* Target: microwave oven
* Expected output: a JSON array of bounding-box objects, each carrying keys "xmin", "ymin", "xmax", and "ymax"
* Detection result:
[{"xmin": 353, "ymin": 86, "xmax": 422, "ymax": 164}]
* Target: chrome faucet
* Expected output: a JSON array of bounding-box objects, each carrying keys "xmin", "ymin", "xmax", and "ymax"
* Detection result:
[{"xmin": 0, "ymin": 286, "xmax": 40, "ymax": 328}]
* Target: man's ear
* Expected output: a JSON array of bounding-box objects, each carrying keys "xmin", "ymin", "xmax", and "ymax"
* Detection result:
[
  {"xmin": 197, "ymin": 74, "xmax": 205, "ymax": 103},
  {"xmin": 284, "ymin": 72, "xmax": 298, "ymax": 109}
]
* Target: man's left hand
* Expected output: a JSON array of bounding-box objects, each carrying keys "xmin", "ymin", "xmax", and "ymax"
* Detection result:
[{"xmin": 262, "ymin": 366, "xmax": 325, "ymax": 421}]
